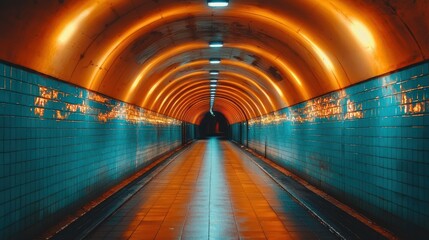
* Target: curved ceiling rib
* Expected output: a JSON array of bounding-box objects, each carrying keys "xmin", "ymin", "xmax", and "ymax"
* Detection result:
[
  {"xmin": 181, "ymin": 98, "xmax": 246, "ymax": 124},
  {"xmin": 0, "ymin": 0, "xmax": 428, "ymax": 124},
  {"xmin": 122, "ymin": 43, "xmax": 295, "ymax": 106},
  {"xmin": 147, "ymin": 69, "xmax": 277, "ymax": 113},
  {"xmin": 166, "ymin": 87, "xmax": 260, "ymax": 120},
  {"xmin": 174, "ymin": 91, "xmax": 257, "ymax": 120},
  {"xmin": 180, "ymin": 99, "xmax": 239, "ymax": 124},
  {"xmin": 162, "ymin": 85, "xmax": 262, "ymax": 119},
  {"xmin": 143, "ymin": 59, "xmax": 284, "ymax": 111}
]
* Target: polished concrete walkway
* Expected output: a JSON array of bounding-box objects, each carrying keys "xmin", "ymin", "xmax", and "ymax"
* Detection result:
[{"xmin": 85, "ymin": 138, "xmax": 337, "ymax": 239}]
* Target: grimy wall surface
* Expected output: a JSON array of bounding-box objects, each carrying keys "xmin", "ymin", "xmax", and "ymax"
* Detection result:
[
  {"xmin": 232, "ymin": 61, "xmax": 429, "ymax": 234},
  {"xmin": 0, "ymin": 62, "xmax": 188, "ymax": 239}
]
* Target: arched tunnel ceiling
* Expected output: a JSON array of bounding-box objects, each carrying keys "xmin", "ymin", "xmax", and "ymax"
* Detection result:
[{"xmin": 0, "ymin": 0, "xmax": 428, "ymax": 124}]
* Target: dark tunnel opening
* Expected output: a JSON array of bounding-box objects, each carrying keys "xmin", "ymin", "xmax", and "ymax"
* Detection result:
[{"xmin": 198, "ymin": 111, "xmax": 229, "ymax": 139}]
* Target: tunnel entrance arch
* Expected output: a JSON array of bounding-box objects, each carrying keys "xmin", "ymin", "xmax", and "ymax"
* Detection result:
[{"xmin": 199, "ymin": 111, "xmax": 229, "ymax": 139}]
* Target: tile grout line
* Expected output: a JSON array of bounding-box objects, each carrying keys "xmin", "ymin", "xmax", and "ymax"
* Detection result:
[
  {"xmin": 224, "ymin": 142, "xmax": 244, "ymax": 239},
  {"xmin": 226, "ymin": 141, "xmax": 269, "ymax": 239}
]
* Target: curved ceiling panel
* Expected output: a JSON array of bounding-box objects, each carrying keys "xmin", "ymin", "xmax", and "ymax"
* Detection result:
[
  {"xmin": 146, "ymin": 69, "xmax": 277, "ymax": 113},
  {"xmin": 126, "ymin": 48, "xmax": 293, "ymax": 108},
  {"xmin": 180, "ymin": 98, "xmax": 245, "ymax": 124},
  {"xmin": 145, "ymin": 68, "xmax": 278, "ymax": 113},
  {"xmin": 167, "ymin": 87, "xmax": 260, "ymax": 119},
  {"xmin": 0, "ymin": 0, "xmax": 427, "ymax": 124}
]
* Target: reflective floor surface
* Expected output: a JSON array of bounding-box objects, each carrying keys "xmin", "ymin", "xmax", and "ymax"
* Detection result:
[{"xmin": 86, "ymin": 138, "xmax": 337, "ymax": 239}]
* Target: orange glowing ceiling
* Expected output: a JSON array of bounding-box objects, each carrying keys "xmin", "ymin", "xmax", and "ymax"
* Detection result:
[{"xmin": 0, "ymin": 0, "xmax": 428, "ymax": 124}]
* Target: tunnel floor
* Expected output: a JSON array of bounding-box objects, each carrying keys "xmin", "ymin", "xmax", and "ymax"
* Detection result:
[{"xmin": 85, "ymin": 138, "xmax": 338, "ymax": 240}]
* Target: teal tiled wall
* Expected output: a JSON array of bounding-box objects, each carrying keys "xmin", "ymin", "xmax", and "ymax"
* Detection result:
[
  {"xmin": 231, "ymin": 122, "xmax": 248, "ymax": 147},
  {"xmin": 0, "ymin": 62, "xmax": 186, "ymax": 239},
  {"xmin": 184, "ymin": 122, "xmax": 196, "ymax": 143},
  {"xmin": 231, "ymin": 123, "xmax": 240, "ymax": 143},
  {"xmin": 232, "ymin": 62, "xmax": 429, "ymax": 235}
]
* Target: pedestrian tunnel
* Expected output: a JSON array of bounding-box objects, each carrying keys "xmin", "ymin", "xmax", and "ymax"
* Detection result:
[{"xmin": 0, "ymin": 0, "xmax": 428, "ymax": 239}]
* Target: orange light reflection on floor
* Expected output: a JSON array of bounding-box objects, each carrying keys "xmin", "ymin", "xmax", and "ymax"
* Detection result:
[{"xmin": 86, "ymin": 139, "xmax": 336, "ymax": 239}]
